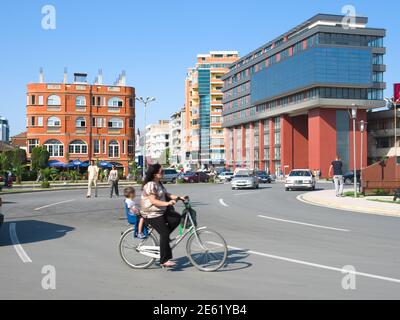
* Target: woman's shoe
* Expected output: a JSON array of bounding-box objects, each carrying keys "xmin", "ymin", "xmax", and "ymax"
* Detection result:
[{"xmin": 160, "ymin": 261, "xmax": 176, "ymax": 268}]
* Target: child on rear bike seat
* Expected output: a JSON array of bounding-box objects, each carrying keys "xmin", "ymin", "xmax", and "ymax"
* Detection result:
[{"xmin": 124, "ymin": 187, "xmax": 146, "ymax": 239}]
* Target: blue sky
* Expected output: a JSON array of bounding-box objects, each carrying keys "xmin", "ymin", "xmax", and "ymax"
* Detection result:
[{"xmin": 0, "ymin": 0, "xmax": 399, "ymax": 136}]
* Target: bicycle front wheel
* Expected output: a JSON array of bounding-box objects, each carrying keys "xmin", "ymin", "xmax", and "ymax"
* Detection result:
[
  {"xmin": 186, "ymin": 228, "xmax": 227, "ymax": 272},
  {"xmin": 119, "ymin": 228, "xmax": 159, "ymax": 269}
]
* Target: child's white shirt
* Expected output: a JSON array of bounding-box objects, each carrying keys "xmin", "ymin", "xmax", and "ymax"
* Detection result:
[{"xmin": 125, "ymin": 198, "xmax": 139, "ymax": 215}]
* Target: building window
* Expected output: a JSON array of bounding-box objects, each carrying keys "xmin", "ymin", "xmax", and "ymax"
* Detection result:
[
  {"xmin": 47, "ymin": 95, "xmax": 61, "ymax": 106},
  {"xmin": 122, "ymin": 140, "xmax": 126, "ymax": 154},
  {"xmin": 28, "ymin": 139, "xmax": 39, "ymax": 153},
  {"xmin": 108, "ymin": 97, "xmax": 123, "ymax": 107},
  {"xmin": 128, "ymin": 140, "xmax": 134, "ymax": 154},
  {"xmin": 47, "ymin": 116, "xmax": 61, "ymax": 127},
  {"xmin": 38, "ymin": 96, "xmax": 44, "ymax": 105},
  {"xmin": 76, "ymin": 96, "xmax": 86, "ymax": 106},
  {"xmin": 44, "ymin": 139, "xmax": 64, "ymax": 157},
  {"xmin": 108, "ymin": 140, "xmax": 119, "ymax": 158},
  {"xmin": 75, "ymin": 117, "xmax": 86, "ymax": 127},
  {"xmin": 69, "ymin": 140, "xmax": 88, "ymax": 154},
  {"xmin": 102, "ymin": 140, "xmax": 106, "ymax": 154},
  {"xmin": 97, "ymin": 97, "xmax": 102, "ymax": 106},
  {"xmin": 129, "ymin": 119, "xmax": 134, "ymax": 128},
  {"xmin": 30, "ymin": 116, "xmax": 35, "ymax": 126},
  {"xmin": 94, "ymin": 140, "xmax": 100, "ymax": 154},
  {"xmin": 37, "ymin": 117, "xmax": 43, "ymax": 127},
  {"xmin": 129, "ymin": 98, "xmax": 134, "ymax": 107},
  {"xmin": 108, "ymin": 118, "xmax": 123, "ymax": 128}
]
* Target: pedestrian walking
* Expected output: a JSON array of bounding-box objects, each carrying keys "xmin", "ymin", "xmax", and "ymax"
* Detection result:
[
  {"xmin": 103, "ymin": 168, "xmax": 109, "ymax": 181},
  {"xmin": 329, "ymin": 155, "xmax": 344, "ymax": 197},
  {"xmin": 36, "ymin": 169, "xmax": 43, "ymax": 183},
  {"xmin": 108, "ymin": 165, "xmax": 119, "ymax": 198},
  {"xmin": 87, "ymin": 160, "xmax": 99, "ymax": 198}
]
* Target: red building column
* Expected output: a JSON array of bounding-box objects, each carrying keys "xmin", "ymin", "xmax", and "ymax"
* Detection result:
[
  {"xmin": 241, "ymin": 124, "xmax": 246, "ymax": 167},
  {"xmin": 308, "ymin": 108, "xmax": 337, "ymax": 178},
  {"xmin": 249, "ymin": 122, "xmax": 255, "ymax": 169},
  {"xmin": 269, "ymin": 118, "xmax": 275, "ymax": 174},
  {"xmin": 292, "ymin": 115, "xmax": 309, "ymax": 169},
  {"xmin": 281, "ymin": 114, "xmax": 293, "ymax": 175},
  {"xmin": 233, "ymin": 126, "xmax": 237, "ymax": 170},
  {"xmin": 259, "ymin": 120, "xmax": 264, "ymax": 170}
]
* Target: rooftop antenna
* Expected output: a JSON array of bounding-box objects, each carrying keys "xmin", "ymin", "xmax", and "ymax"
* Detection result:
[
  {"xmin": 98, "ymin": 69, "xmax": 103, "ymax": 85},
  {"xmin": 39, "ymin": 67, "xmax": 44, "ymax": 83},
  {"xmin": 120, "ymin": 70, "xmax": 126, "ymax": 86},
  {"xmin": 63, "ymin": 67, "xmax": 68, "ymax": 84}
]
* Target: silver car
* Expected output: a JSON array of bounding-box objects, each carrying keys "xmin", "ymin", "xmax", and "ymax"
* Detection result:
[
  {"xmin": 162, "ymin": 169, "xmax": 179, "ymax": 183},
  {"xmin": 231, "ymin": 174, "xmax": 259, "ymax": 190}
]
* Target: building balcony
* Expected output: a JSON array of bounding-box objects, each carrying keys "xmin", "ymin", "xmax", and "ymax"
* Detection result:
[
  {"xmin": 369, "ymin": 128, "xmax": 399, "ymax": 138},
  {"xmin": 47, "ymin": 127, "xmax": 61, "ymax": 133},
  {"xmin": 47, "ymin": 105, "xmax": 61, "ymax": 112},
  {"xmin": 108, "ymin": 107, "xmax": 121, "ymax": 113},
  {"xmin": 75, "ymin": 127, "xmax": 87, "ymax": 134},
  {"xmin": 76, "ymin": 106, "xmax": 87, "ymax": 112},
  {"xmin": 108, "ymin": 128, "xmax": 121, "ymax": 134}
]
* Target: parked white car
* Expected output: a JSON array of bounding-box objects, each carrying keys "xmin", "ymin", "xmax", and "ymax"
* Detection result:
[{"xmin": 285, "ymin": 169, "xmax": 316, "ymax": 191}]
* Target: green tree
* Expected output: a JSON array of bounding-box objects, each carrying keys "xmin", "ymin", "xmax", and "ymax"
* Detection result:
[
  {"xmin": 31, "ymin": 146, "xmax": 50, "ymax": 173},
  {"xmin": 130, "ymin": 160, "xmax": 139, "ymax": 181},
  {"xmin": 12, "ymin": 149, "xmax": 28, "ymax": 184}
]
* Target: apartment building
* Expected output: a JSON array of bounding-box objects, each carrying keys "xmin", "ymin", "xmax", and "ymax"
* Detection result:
[
  {"xmin": 26, "ymin": 70, "xmax": 135, "ymax": 174},
  {"xmin": 145, "ymin": 120, "xmax": 170, "ymax": 165},
  {"xmin": 184, "ymin": 51, "xmax": 239, "ymax": 169},
  {"xmin": 169, "ymin": 108, "xmax": 186, "ymax": 166},
  {"xmin": 222, "ymin": 14, "xmax": 386, "ymax": 177}
]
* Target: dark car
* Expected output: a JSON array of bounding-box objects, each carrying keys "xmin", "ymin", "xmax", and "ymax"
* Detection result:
[
  {"xmin": 182, "ymin": 171, "xmax": 209, "ymax": 183},
  {"xmin": 255, "ymin": 171, "xmax": 272, "ymax": 183},
  {"xmin": 343, "ymin": 170, "xmax": 361, "ymax": 185}
]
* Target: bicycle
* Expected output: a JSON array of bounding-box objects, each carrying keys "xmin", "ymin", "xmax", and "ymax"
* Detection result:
[{"xmin": 119, "ymin": 197, "xmax": 227, "ymax": 272}]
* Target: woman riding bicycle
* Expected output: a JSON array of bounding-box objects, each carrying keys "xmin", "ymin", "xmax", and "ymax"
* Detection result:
[{"xmin": 141, "ymin": 164, "xmax": 185, "ymax": 268}]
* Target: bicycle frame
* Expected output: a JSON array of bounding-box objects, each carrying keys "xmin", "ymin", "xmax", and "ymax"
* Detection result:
[{"xmin": 136, "ymin": 199, "xmax": 208, "ymax": 256}]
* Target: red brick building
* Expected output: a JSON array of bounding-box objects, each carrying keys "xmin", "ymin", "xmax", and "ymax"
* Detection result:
[{"xmin": 26, "ymin": 71, "xmax": 135, "ymax": 174}]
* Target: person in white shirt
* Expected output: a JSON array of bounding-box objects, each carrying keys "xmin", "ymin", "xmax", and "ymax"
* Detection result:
[
  {"xmin": 87, "ymin": 160, "xmax": 100, "ymax": 198},
  {"xmin": 108, "ymin": 165, "xmax": 119, "ymax": 198}
]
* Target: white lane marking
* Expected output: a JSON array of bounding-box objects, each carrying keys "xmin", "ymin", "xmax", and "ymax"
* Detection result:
[
  {"xmin": 34, "ymin": 199, "xmax": 75, "ymax": 211},
  {"xmin": 219, "ymin": 243, "xmax": 400, "ymax": 285},
  {"xmin": 233, "ymin": 191, "xmax": 262, "ymax": 196},
  {"xmin": 9, "ymin": 223, "xmax": 32, "ymax": 263},
  {"xmin": 219, "ymin": 199, "xmax": 229, "ymax": 207},
  {"xmin": 257, "ymin": 215, "xmax": 350, "ymax": 232}
]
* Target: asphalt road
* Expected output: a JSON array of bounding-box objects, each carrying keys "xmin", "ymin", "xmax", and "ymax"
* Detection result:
[{"xmin": 1, "ymin": 182, "xmax": 400, "ymax": 299}]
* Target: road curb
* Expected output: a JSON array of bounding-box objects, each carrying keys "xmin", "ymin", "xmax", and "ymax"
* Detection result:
[
  {"xmin": 297, "ymin": 194, "xmax": 400, "ymax": 218},
  {"xmin": 0, "ymin": 184, "xmax": 142, "ymax": 195}
]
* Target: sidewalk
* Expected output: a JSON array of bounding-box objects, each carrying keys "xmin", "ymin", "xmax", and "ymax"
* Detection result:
[{"xmin": 298, "ymin": 189, "xmax": 400, "ymax": 217}]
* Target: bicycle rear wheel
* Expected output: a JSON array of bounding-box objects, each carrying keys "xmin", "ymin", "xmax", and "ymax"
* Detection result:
[
  {"xmin": 119, "ymin": 228, "xmax": 159, "ymax": 269},
  {"xmin": 186, "ymin": 228, "xmax": 227, "ymax": 272}
]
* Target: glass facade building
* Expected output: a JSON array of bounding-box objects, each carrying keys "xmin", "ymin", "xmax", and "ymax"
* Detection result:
[{"xmin": 222, "ymin": 14, "xmax": 386, "ymax": 177}]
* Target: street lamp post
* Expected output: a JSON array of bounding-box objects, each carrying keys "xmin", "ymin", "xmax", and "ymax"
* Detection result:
[
  {"xmin": 360, "ymin": 120, "xmax": 367, "ymax": 193},
  {"xmin": 350, "ymin": 104, "xmax": 358, "ymax": 198},
  {"xmin": 136, "ymin": 96, "xmax": 156, "ymax": 180}
]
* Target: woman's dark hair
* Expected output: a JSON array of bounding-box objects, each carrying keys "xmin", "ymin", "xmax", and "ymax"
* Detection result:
[{"xmin": 142, "ymin": 164, "xmax": 162, "ymax": 189}]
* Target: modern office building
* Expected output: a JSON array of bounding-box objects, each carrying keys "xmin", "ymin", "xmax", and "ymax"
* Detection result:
[
  {"xmin": 26, "ymin": 70, "xmax": 136, "ymax": 174},
  {"xmin": 222, "ymin": 14, "xmax": 386, "ymax": 177},
  {"xmin": 185, "ymin": 51, "xmax": 239, "ymax": 169},
  {"xmin": 0, "ymin": 117, "xmax": 10, "ymax": 142},
  {"xmin": 145, "ymin": 120, "xmax": 170, "ymax": 165}
]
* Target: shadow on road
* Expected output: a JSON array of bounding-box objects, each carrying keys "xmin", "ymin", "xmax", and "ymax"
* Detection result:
[
  {"xmin": 0, "ymin": 220, "xmax": 74, "ymax": 247},
  {"xmin": 167, "ymin": 249, "xmax": 252, "ymax": 272}
]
